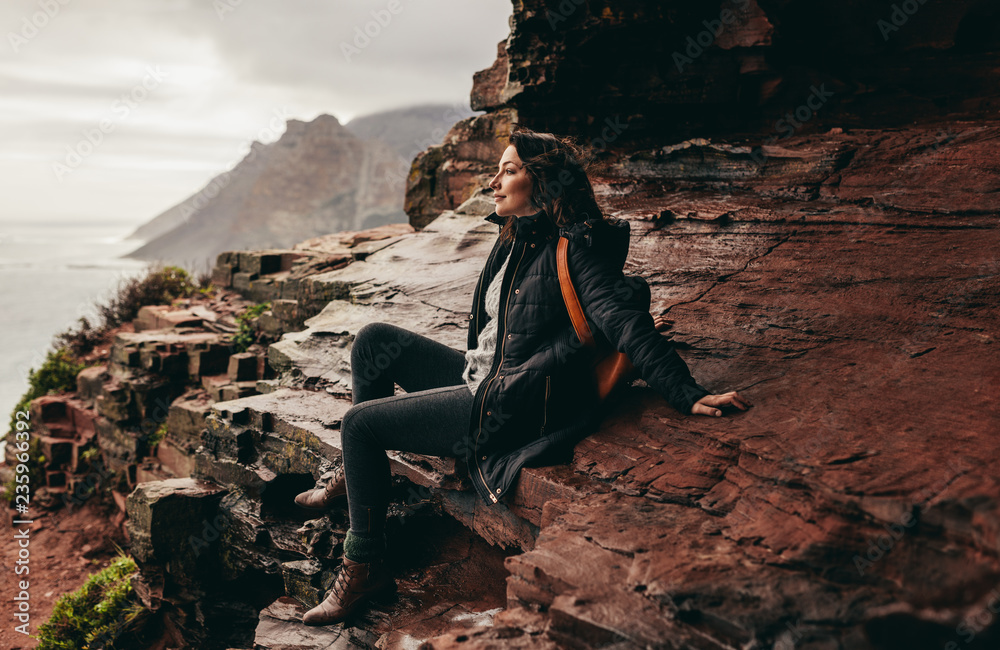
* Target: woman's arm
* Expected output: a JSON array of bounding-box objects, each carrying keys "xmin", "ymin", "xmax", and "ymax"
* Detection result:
[
  {"xmin": 653, "ymin": 314, "xmax": 753, "ymax": 416},
  {"xmin": 571, "ymin": 245, "xmax": 751, "ymax": 416}
]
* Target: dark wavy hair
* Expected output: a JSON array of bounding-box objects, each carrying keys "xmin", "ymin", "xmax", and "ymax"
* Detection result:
[{"xmin": 497, "ymin": 124, "xmax": 608, "ymax": 245}]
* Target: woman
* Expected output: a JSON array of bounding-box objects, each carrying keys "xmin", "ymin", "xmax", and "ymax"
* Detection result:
[{"xmin": 296, "ymin": 125, "xmax": 752, "ymax": 626}]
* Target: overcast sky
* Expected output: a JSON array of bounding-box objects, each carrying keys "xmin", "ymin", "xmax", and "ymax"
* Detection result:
[{"xmin": 0, "ymin": 0, "xmax": 512, "ymax": 227}]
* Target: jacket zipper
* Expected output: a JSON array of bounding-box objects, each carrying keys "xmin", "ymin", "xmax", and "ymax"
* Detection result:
[
  {"xmin": 474, "ymin": 240, "xmax": 528, "ymax": 503},
  {"xmin": 471, "ymin": 239, "xmax": 502, "ymax": 344},
  {"xmin": 540, "ymin": 375, "xmax": 551, "ymax": 435}
]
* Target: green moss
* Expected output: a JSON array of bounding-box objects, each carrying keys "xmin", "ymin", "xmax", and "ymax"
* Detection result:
[
  {"xmin": 148, "ymin": 422, "xmax": 168, "ymax": 448},
  {"xmin": 1, "ymin": 437, "xmax": 45, "ymax": 504},
  {"xmin": 35, "ymin": 553, "xmax": 147, "ymax": 650},
  {"xmin": 6, "ymin": 347, "xmax": 85, "ymax": 438},
  {"xmin": 2, "ymin": 347, "xmax": 82, "ymax": 501},
  {"xmin": 79, "ymin": 447, "xmax": 100, "ymax": 465},
  {"xmin": 231, "ymin": 302, "xmax": 271, "ymax": 354},
  {"xmin": 7, "ymin": 264, "xmax": 203, "ymax": 443}
]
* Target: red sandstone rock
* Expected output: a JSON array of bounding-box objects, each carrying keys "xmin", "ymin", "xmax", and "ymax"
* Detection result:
[{"xmin": 24, "ymin": 3, "xmax": 1000, "ymax": 648}]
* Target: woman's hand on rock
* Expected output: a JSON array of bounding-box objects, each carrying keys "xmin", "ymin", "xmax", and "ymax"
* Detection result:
[
  {"xmin": 652, "ymin": 313, "xmax": 752, "ymax": 417},
  {"xmin": 691, "ymin": 391, "xmax": 752, "ymax": 417}
]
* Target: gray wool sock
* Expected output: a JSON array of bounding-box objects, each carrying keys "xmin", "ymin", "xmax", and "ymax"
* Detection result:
[{"xmin": 343, "ymin": 529, "xmax": 386, "ymax": 563}]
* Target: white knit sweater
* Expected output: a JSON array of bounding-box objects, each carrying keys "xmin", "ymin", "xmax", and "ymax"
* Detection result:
[{"xmin": 463, "ymin": 247, "xmax": 514, "ymax": 395}]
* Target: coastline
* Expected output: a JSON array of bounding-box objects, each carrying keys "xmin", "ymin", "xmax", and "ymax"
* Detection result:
[{"xmin": 0, "ymin": 221, "xmax": 149, "ymax": 454}]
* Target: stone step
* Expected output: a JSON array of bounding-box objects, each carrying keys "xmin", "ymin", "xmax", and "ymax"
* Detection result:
[
  {"xmin": 110, "ymin": 327, "xmax": 233, "ymax": 378},
  {"xmin": 251, "ymin": 516, "xmax": 511, "ymax": 650},
  {"xmin": 134, "ymin": 304, "xmax": 211, "ymax": 332},
  {"xmin": 124, "ymin": 475, "xmax": 513, "ymax": 649},
  {"xmin": 418, "ymin": 607, "xmax": 556, "ymax": 649},
  {"xmin": 166, "ymin": 390, "xmax": 214, "ymax": 447},
  {"xmin": 203, "ymin": 373, "xmax": 260, "ymax": 403},
  {"xmin": 194, "ymin": 388, "xmax": 608, "ymax": 551},
  {"xmin": 251, "ymin": 598, "xmax": 346, "ymax": 649},
  {"xmin": 267, "ymin": 210, "xmax": 495, "ymax": 391},
  {"xmin": 156, "ymin": 437, "xmax": 195, "ymax": 478},
  {"xmin": 211, "ymin": 224, "xmax": 416, "ymax": 311},
  {"xmin": 30, "ymin": 394, "xmax": 82, "ymax": 438},
  {"xmin": 136, "ymin": 458, "xmax": 176, "ymax": 484},
  {"xmin": 76, "ymin": 365, "xmax": 110, "ymax": 401}
]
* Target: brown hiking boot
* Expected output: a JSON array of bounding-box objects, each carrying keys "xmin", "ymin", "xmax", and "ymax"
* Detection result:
[
  {"xmin": 301, "ymin": 557, "xmax": 395, "ymax": 626},
  {"xmin": 294, "ymin": 468, "xmax": 347, "ymax": 510}
]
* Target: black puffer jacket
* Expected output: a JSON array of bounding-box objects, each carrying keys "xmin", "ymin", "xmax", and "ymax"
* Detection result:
[{"xmin": 463, "ymin": 209, "xmax": 711, "ymax": 505}]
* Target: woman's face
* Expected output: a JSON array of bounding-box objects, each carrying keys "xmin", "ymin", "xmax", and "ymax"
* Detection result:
[{"xmin": 489, "ymin": 145, "xmax": 537, "ymax": 217}]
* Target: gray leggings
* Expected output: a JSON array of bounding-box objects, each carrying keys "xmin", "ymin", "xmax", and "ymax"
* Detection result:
[{"xmin": 340, "ymin": 322, "xmax": 475, "ymax": 539}]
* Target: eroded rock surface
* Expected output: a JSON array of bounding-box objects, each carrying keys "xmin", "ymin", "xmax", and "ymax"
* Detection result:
[{"xmin": 53, "ymin": 2, "xmax": 1000, "ymax": 648}]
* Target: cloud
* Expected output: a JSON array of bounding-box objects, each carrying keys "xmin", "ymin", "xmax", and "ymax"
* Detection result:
[{"xmin": 0, "ymin": 0, "xmax": 512, "ymax": 224}]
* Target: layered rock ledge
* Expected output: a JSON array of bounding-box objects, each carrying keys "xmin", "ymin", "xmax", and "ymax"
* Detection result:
[
  {"xmin": 17, "ymin": 1, "xmax": 1000, "ymax": 648},
  {"xmin": 112, "ymin": 117, "xmax": 999, "ymax": 647}
]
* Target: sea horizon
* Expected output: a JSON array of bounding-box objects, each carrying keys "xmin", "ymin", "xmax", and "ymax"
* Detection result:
[{"xmin": 0, "ymin": 220, "xmax": 151, "ymax": 452}]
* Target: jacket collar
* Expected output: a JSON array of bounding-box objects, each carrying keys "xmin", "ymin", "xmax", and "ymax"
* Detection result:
[{"xmin": 484, "ymin": 209, "xmax": 554, "ymax": 243}]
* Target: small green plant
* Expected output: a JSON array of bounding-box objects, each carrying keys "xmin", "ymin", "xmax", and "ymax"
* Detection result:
[
  {"xmin": 35, "ymin": 552, "xmax": 147, "ymax": 650},
  {"xmin": 55, "ymin": 265, "xmax": 198, "ymax": 358},
  {"xmin": 196, "ymin": 270, "xmax": 214, "ymax": 292},
  {"xmin": 80, "ymin": 447, "xmax": 100, "ymax": 465},
  {"xmin": 147, "ymin": 422, "xmax": 168, "ymax": 448},
  {"xmin": 231, "ymin": 302, "xmax": 271, "ymax": 354},
  {"xmin": 1, "ymin": 437, "xmax": 45, "ymax": 504},
  {"xmin": 6, "ymin": 347, "xmax": 85, "ymax": 444}
]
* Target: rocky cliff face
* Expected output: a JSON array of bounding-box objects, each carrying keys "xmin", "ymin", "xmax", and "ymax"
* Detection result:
[
  {"xmin": 405, "ymin": 0, "xmax": 1000, "ymax": 225},
  {"xmin": 17, "ymin": 2, "xmax": 1000, "ymax": 649},
  {"xmin": 403, "ymin": 1, "xmax": 1000, "ymax": 646}
]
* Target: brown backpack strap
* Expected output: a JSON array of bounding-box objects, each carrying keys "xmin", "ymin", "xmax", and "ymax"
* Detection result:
[{"xmin": 557, "ymin": 236, "xmax": 596, "ymax": 349}]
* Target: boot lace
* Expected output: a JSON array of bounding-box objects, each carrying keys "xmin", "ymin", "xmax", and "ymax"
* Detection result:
[
  {"xmin": 322, "ymin": 466, "xmax": 344, "ymax": 496},
  {"xmin": 329, "ymin": 561, "xmax": 361, "ymax": 604}
]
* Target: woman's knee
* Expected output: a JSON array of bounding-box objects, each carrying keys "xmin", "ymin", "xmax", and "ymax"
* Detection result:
[
  {"xmin": 352, "ymin": 322, "xmax": 403, "ymax": 362},
  {"xmin": 352, "ymin": 322, "xmax": 418, "ymax": 370},
  {"xmin": 341, "ymin": 402, "xmax": 378, "ymax": 447},
  {"xmin": 353, "ymin": 322, "xmax": 388, "ymax": 353}
]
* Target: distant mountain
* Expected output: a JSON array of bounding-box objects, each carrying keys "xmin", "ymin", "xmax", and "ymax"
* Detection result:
[
  {"xmin": 125, "ymin": 103, "xmax": 477, "ymax": 270},
  {"xmin": 344, "ymin": 103, "xmax": 477, "ymax": 160}
]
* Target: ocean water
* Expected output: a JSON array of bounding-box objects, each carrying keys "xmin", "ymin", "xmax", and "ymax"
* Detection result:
[{"xmin": 0, "ymin": 221, "xmax": 149, "ymax": 445}]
